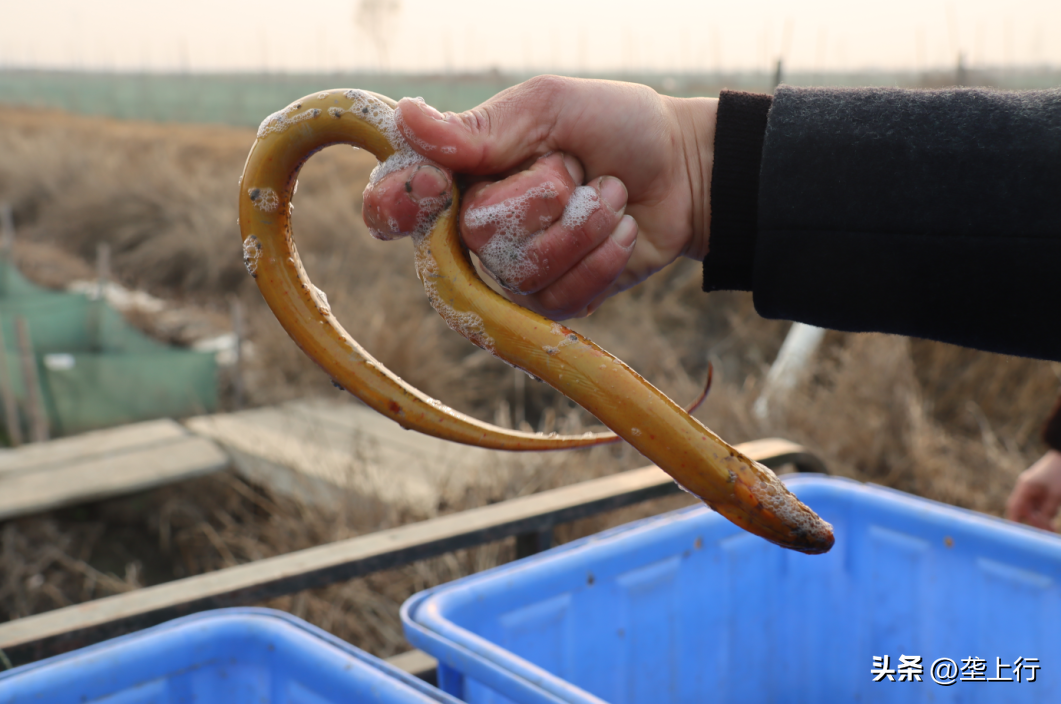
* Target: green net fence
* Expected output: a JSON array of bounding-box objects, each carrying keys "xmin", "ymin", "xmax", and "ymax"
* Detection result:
[{"xmin": 0, "ymin": 258, "xmax": 217, "ymax": 440}]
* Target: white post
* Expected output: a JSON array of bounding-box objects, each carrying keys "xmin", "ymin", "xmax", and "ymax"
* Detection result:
[{"xmin": 753, "ymin": 323, "xmax": 827, "ymax": 421}]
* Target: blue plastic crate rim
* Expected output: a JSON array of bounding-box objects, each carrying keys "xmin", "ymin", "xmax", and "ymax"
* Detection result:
[
  {"xmin": 0, "ymin": 607, "xmax": 460, "ymax": 703},
  {"xmin": 401, "ymin": 475, "xmax": 1061, "ymax": 704}
]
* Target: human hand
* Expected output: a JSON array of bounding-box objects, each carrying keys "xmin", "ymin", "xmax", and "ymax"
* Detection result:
[
  {"xmin": 1006, "ymin": 450, "xmax": 1061, "ymax": 531},
  {"xmin": 362, "ymin": 76, "xmax": 717, "ymax": 319}
]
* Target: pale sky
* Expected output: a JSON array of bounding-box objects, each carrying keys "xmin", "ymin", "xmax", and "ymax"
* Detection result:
[{"xmin": 2, "ymin": 0, "xmax": 1059, "ymax": 74}]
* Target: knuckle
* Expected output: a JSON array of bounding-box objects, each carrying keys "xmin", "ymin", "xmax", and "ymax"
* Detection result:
[
  {"xmin": 574, "ymin": 248, "xmax": 622, "ymax": 290},
  {"xmin": 523, "ymin": 74, "xmax": 569, "ymax": 99},
  {"xmin": 479, "ymin": 74, "xmax": 566, "ymax": 130},
  {"xmin": 584, "ymin": 206, "xmax": 620, "ymax": 237},
  {"xmin": 535, "ymin": 289, "xmax": 579, "ymax": 320},
  {"xmin": 458, "ymin": 107, "xmax": 491, "ymax": 135}
]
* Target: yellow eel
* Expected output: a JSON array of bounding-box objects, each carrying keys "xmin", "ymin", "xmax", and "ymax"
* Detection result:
[{"xmin": 238, "ymin": 89, "xmax": 834, "ymax": 554}]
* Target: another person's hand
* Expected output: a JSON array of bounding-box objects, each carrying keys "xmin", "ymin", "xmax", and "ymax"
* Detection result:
[
  {"xmin": 362, "ymin": 76, "xmax": 717, "ymax": 319},
  {"xmin": 1006, "ymin": 450, "xmax": 1061, "ymax": 531}
]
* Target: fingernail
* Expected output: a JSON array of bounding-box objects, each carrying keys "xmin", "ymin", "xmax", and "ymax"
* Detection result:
[
  {"xmin": 414, "ymin": 98, "xmax": 446, "ymax": 121},
  {"xmin": 599, "ymin": 176, "xmax": 628, "ymax": 214},
  {"xmin": 611, "ymin": 215, "xmax": 637, "ymax": 249},
  {"xmin": 562, "ymin": 153, "xmax": 583, "ymax": 184},
  {"xmin": 407, "ymin": 165, "xmax": 450, "ymax": 202}
]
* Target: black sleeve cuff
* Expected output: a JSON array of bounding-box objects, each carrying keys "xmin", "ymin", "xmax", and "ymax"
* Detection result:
[{"xmin": 703, "ymin": 90, "xmax": 773, "ymax": 292}]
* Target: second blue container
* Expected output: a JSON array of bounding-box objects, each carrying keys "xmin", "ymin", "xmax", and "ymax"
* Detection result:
[
  {"xmin": 403, "ymin": 475, "xmax": 1059, "ymax": 703},
  {"xmin": 0, "ymin": 608, "xmax": 459, "ymax": 704}
]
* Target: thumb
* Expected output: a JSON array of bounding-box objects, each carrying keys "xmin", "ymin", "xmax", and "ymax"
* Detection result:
[{"xmin": 395, "ymin": 77, "xmax": 567, "ymax": 175}]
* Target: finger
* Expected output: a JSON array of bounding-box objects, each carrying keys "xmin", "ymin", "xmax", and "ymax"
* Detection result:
[
  {"xmin": 483, "ymin": 175, "xmax": 629, "ymax": 295},
  {"xmin": 1006, "ymin": 481, "xmax": 1039, "ymax": 523},
  {"xmin": 461, "ymin": 152, "xmax": 579, "ymax": 254},
  {"xmin": 1025, "ymin": 510, "xmax": 1057, "ymax": 532},
  {"xmin": 362, "ymin": 163, "xmax": 451, "ymax": 239},
  {"xmin": 581, "ymin": 223, "xmax": 681, "ymax": 315},
  {"xmin": 1035, "ymin": 488, "xmax": 1061, "ymax": 531},
  {"xmin": 1006, "ymin": 481, "xmax": 1055, "ymax": 530},
  {"xmin": 394, "ymin": 77, "xmax": 573, "ymax": 173},
  {"xmin": 512, "ymin": 214, "xmax": 638, "ymax": 320}
]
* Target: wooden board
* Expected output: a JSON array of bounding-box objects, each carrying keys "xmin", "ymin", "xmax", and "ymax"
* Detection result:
[
  {"xmin": 185, "ymin": 399, "xmax": 584, "ymax": 512},
  {"xmin": 0, "ymin": 419, "xmax": 229, "ymax": 521},
  {"xmin": 0, "ymin": 419, "xmax": 188, "ymax": 477},
  {"xmin": 0, "ymin": 439, "xmax": 826, "ymax": 665},
  {"xmin": 386, "ymin": 649, "xmax": 439, "ymax": 684}
]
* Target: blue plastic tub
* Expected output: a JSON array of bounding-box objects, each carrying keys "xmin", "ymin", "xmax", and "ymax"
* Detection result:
[
  {"xmin": 403, "ymin": 475, "xmax": 1060, "ymax": 703},
  {"xmin": 0, "ymin": 608, "xmax": 460, "ymax": 703}
]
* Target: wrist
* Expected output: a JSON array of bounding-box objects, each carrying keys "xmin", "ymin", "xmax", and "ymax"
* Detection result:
[{"xmin": 667, "ymin": 96, "xmax": 717, "ymax": 261}]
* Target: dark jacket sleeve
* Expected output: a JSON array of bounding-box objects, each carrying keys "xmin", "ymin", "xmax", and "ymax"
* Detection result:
[{"xmin": 705, "ymin": 86, "xmax": 1061, "ymax": 362}]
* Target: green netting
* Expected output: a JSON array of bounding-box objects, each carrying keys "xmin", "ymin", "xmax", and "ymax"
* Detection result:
[
  {"xmin": 0, "ymin": 296, "xmax": 169, "ymax": 354},
  {"xmin": 39, "ymin": 352, "xmax": 216, "ymax": 436},
  {"xmin": 0, "ymin": 257, "xmax": 217, "ymax": 440},
  {"xmin": 0, "ymin": 260, "xmax": 57, "ymax": 300}
]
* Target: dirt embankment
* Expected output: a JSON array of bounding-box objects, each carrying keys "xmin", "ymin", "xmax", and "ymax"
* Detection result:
[{"xmin": 0, "ymin": 106, "xmax": 1057, "ymax": 655}]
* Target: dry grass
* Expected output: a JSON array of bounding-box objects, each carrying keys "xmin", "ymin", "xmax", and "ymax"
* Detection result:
[{"xmin": 0, "ymin": 105, "xmax": 1059, "ymax": 657}]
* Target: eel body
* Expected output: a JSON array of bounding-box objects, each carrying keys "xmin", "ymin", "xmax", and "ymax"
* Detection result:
[{"xmin": 238, "ymin": 89, "xmax": 834, "ymax": 554}]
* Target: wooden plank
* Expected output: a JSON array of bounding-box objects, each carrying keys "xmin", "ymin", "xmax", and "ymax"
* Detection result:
[
  {"xmin": 0, "ymin": 439, "xmax": 824, "ymax": 665},
  {"xmin": 186, "ymin": 401, "xmax": 565, "ymax": 513},
  {"xmin": 0, "ymin": 419, "xmax": 188, "ymax": 477},
  {"xmin": 734, "ymin": 437, "xmax": 828, "ymax": 475},
  {"xmin": 0, "ymin": 464, "xmax": 676, "ymax": 663},
  {"xmin": 0, "ymin": 436, "xmax": 229, "ymax": 521},
  {"xmin": 386, "ymin": 649, "xmax": 438, "ymax": 684}
]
